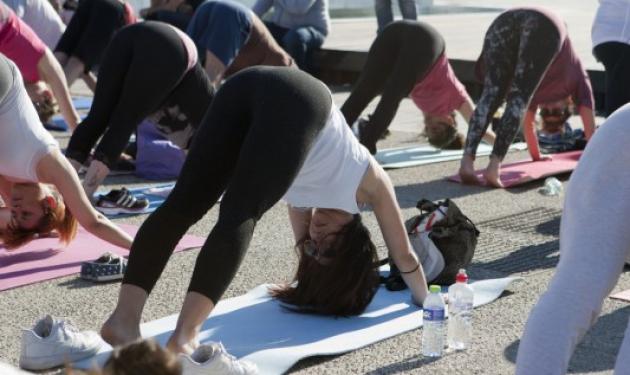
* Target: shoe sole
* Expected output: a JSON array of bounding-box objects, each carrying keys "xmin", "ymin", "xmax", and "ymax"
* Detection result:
[
  {"xmin": 93, "ymin": 273, "xmax": 124, "ymax": 282},
  {"xmin": 19, "ymin": 343, "xmax": 102, "ymax": 371},
  {"xmin": 95, "ymin": 206, "xmax": 150, "ymax": 215}
]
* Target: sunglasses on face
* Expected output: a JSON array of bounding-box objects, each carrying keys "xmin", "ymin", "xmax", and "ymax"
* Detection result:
[
  {"xmin": 303, "ymin": 239, "xmax": 336, "ymax": 261},
  {"xmin": 540, "ymin": 107, "xmax": 568, "ymax": 118}
]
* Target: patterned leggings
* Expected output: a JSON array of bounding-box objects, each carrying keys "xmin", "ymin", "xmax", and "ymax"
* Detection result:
[{"xmin": 464, "ymin": 9, "xmax": 561, "ymax": 160}]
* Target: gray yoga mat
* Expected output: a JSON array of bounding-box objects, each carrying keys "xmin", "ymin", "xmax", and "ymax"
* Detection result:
[
  {"xmin": 375, "ymin": 143, "xmax": 527, "ymax": 169},
  {"xmin": 75, "ymin": 276, "xmax": 520, "ymax": 374}
]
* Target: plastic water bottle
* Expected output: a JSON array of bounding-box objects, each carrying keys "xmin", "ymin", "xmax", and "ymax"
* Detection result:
[
  {"xmin": 447, "ymin": 269, "xmax": 474, "ymax": 350},
  {"xmin": 538, "ymin": 177, "xmax": 563, "ymax": 196},
  {"xmin": 422, "ymin": 285, "xmax": 445, "ymax": 357}
]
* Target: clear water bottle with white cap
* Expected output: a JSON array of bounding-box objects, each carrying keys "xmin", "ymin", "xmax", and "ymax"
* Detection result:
[
  {"xmin": 422, "ymin": 285, "xmax": 445, "ymax": 357},
  {"xmin": 447, "ymin": 269, "xmax": 474, "ymax": 350}
]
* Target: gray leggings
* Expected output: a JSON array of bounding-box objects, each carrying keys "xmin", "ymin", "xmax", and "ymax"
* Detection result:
[{"xmin": 464, "ymin": 9, "xmax": 561, "ymax": 160}]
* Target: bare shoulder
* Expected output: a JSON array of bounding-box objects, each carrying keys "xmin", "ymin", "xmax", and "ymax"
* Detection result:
[{"xmin": 356, "ymin": 158, "xmax": 392, "ymax": 206}]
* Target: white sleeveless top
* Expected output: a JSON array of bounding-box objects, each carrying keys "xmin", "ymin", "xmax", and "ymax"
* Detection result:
[
  {"xmin": 0, "ymin": 58, "xmax": 58, "ymax": 182},
  {"xmin": 592, "ymin": 0, "xmax": 630, "ymax": 47},
  {"xmin": 283, "ymin": 103, "xmax": 371, "ymax": 214}
]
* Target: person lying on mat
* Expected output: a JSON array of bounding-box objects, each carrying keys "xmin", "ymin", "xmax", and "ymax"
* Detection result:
[
  {"xmin": 186, "ymin": 0, "xmax": 294, "ymax": 88},
  {"xmin": 458, "ymin": 6, "xmax": 595, "ymax": 188},
  {"xmin": 515, "ymin": 104, "xmax": 630, "ymax": 374},
  {"xmin": 0, "ymin": 2, "xmax": 80, "ymax": 129},
  {"xmin": 101, "ymin": 67, "xmax": 430, "ymax": 354},
  {"xmin": 65, "ymin": 22, "xmax": 214, "ymax": 209},
  {"xmin": 340, "ymin": 20, "xmax": 496, "ymax": 155},
  {"xmin": 0, "ymin": 54, "xmax": 132, "ymax": 250},
  {"xmin": 54, "ymin": 0, "xmax": 136, "ymax": 93}
]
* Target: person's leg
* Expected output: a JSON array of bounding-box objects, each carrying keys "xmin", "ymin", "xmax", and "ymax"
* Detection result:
[
  {"xmin": 103, "ymin": 67, "xmax": 331, "ymax": 350},
  {"xmin": 359, "ymin": 21, "xmax": 443, "ymax": 153},
  {"xmin": 397, "ymin": 0, "xmax": 417, "ymax": 21},
  {"xmin": 460, "ymin": 13, "xmax": 518, "ymax": 184},
  {"xmin": 374, "ymin": 0, "xmax": 393, "ymax": 33},
  {"xmin": 69, "ymin": 0, "xmax": 126, "ymax": 75},
  {"xmin": 516, "ymin": 109, "xmax": 630, "ymax": 374},
  {"xmin": 484, "ymin": 12, "xmax": 560, "ymax": 187},
  {"xmin": 281, "ymin": 26, "xmax": 325, "ymax": 70},
  {"xmin": 54, "ymin": 0, "xmax": 92, "ymax": 57},
  {"xmin": 593, "ymin": 42, "xmax": 630, "ymax": 116},
  {"xmin": 340, "ymin": 23, "xmax": 399, "ymax": 129},
  {"xmin": 614, "ymin": 319, "xmax": 630, "ymax": 373}
]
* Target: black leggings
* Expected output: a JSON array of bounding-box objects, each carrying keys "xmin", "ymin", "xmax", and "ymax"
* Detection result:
[
  {"xmin": 122, "ymin": 66, "xmax": 332, "ymax": 303},
  {"xmin": 340, "ymin": 20, "xmax": 444, "ymax": 152},
  {"xmin": 55, "ymin": 0, "xmax": 127, "ymax": 71},
  {"xmin": 66, "ymin": 21, "xmax": 213, "ymax": 168},
  {"xmin": 593, "ymin": 42, "xmax": 630, "ymax": 116},
  {"xmin": 464, "ymin": 9, "xmax": 561, "ymax": 160}
]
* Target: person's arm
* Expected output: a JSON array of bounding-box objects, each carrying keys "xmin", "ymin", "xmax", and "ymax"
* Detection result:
[
  {"xmin": 522, "ymin": 109, "xmax": 544, "ymax": 161},
  {"xmin": 0, "ymin": 175, "xmax": 11, "ymax": 205},
  {"xmin": 457, "ymin": 97, "xmax": 496, "ymax": 145},
  {"xmin": 140, "ymin": 0, "xmax": 184, "ymax": 17},
  {"xmin": 252, "ymin": 0, "xmax": 273, "ymax": 17},
  {"xmin": 287, "ymin": 205, "xmax": 312, "ymax": 242},
  {"xmin": 358, "ymin": 160, "xmax": 429, "ymax": 305},
  {"xmin": 82, "ymin": 71, "xmax": 97, "ymax": 92},
  {"xmin": 37, "ymin": 49, "xmax": 80, "ymax": 130},
  {"xmin": 204, "ymin": 50, "xmax": 226, "ymax": 88},
  {"xmin": 275, "ymin": 0, "xmax": 317, "ymax": 15},
  {"xmin": 579, "ymin": 105, "xmax": 595, "ymax": 140},
  {"xmin": 37, "ymin": 149, "xmax": 133, "ymax": 249}
]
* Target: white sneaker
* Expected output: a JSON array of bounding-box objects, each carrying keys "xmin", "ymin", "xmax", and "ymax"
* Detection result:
[
  {"xmin": 180, "ymin": 342, "xmax": 258, "ymax": 375},
  {"xmin": 19, "ymin": 315, "xmax": 103, "ymax": 370}
]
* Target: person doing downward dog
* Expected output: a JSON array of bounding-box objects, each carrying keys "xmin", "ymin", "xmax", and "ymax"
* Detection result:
[
  {"xmin": 101, "ymin": 67, "xmax": 429, "ymax": 355},
  {"xmin": 515, "ymin": 104, "xmax": 630, "ymax": 374},
  {"xmin": 65, "ymin": 21, "xmax": 214, "ymax": 205},
  {"xmin": 186, "ymin": 0, "xmax": 293, "ymax": 88},
  {"xmin": 459, "ymin": 7, "xmax": 595, "ymax": 188},
  {"xmin": 0, "ymin": 54, "xmax": 132, "ymax": 250},
  {"xmin": 341, "ymin": 21, "xmax": 495, "ymax": 155},
  {"xmin": 54, "ymin": 0, "xmax": 136, "ymax": 92},
  {"xmin": 0, "ymin": 2, "xmax": 80, "ymax": 129}
]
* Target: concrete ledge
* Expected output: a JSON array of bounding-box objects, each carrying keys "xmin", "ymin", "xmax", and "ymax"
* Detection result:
[{"xmin": 313, "ymin": 48, "xmax": 606, "ymax": 113}]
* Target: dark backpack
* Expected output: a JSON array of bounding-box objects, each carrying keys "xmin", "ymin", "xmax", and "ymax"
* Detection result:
[{"xmin": 383, "ymin": 198, "xmax": 480, "ymax": 290}]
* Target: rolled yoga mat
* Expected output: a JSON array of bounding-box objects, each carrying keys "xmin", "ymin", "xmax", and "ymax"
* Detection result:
[{"xmin": 75, "ymin": 276, "xmax": 521, "ymax": 374}]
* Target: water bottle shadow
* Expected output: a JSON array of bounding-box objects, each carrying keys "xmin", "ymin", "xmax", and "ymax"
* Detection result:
[{"xmin": 363, "ymin": 353, "xmax": 444, "ymax": 374}]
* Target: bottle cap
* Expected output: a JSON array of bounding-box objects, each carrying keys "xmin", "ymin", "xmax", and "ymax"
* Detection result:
[
  {"xmin": 429, "ymin": 285, "xmax": 441, "ymax": 293},
  {"xmin": 456, "ymin": 269, "xmax": 468, "ymax": 283}
]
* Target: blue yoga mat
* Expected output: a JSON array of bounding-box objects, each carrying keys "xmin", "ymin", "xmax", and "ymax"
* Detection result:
[
  {"xmin": 45, "ymin": 114, "xmax": 87, "ymax": 132},
  {"xmin": 75, "ymin": 275, "xmax": 520, "ymax": 374},
  {"xmin": 94, "ymin": 184, "xmax": 175, "ymax": 218},
  {"xmin": 73, "ymin": 96, "xmax": 93, "ymax": 110}
]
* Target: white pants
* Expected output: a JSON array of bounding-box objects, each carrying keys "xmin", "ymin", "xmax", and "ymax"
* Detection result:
[{"xmin": 516, "ymin": 103, "xmax": 630, "ymax": 374}]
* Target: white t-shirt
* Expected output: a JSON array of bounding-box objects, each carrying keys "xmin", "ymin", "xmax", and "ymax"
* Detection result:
[
  {"xmin": 4, "ymin": 0, "xmax": 65, "ymax": 49},
  {"xmin": 592, "ymin": 0, "xmax": 630, "ymax": 48},
  {"xmin": 283, "ymin": 104, "xmax": 371, "ymax": 214},
  {"xmin": 0, "ymin": 58, "xmax": 58, "ymax": 182}
]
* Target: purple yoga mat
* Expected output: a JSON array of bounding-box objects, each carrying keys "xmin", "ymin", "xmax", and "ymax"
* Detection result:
[
  {"xmin": 448, "ymin": 150, "xmax": 582, "ymax": 187},
  {"xmin": 0, "ymin": 224, "xmax": 204, "ymax": 291}
]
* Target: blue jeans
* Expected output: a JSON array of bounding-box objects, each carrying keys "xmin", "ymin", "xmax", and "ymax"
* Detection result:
[
  {"xmin": 265, "ymin": 22, "xmax": 326, "ymax": 71},
  {"xmin": 374, "ymin": 0, "xmax": 417, "ymax": 33}
]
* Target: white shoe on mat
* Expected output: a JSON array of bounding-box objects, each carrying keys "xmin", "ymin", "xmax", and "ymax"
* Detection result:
[
  {"xmin": 19, "ymin": 315, "xmax": 103, "ymax": 370},
  {"xmin": 180, "ymin": 342, "xmax": 258, "ymax": 375}
]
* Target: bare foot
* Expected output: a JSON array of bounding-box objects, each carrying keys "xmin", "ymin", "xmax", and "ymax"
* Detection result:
[
  {"xmin": 483, "ymin": 156, "xmax": 504, "ymax": 188},
  {"xmin": 166, "ymin": 334, "xmax": 199, "ymax": 355},
  {"xmin": 100, "ymin": 314, "xmax": 141, "ymax": 347},
  {"xmin": 459, "ymin": 154, "xmax": 480, "ymax": 185}
]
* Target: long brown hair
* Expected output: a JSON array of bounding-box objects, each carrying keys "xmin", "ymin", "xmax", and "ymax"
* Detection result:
[
  {"xmin": 425, "ymin": 113, "xmax": 464, "ymax": 149},
  {"xmin": 1, "ymin": 188, "xmax": 78, "ymax": 250},
  {"xmin": 271, "ymin": 215, "xmax": 380, "ymax": 316}
]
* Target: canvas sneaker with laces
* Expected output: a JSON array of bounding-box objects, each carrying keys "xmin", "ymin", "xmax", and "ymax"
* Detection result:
[
  {"xmin": 95, "ymin": 187, "xmax": 149, "ymax": 215},
  {"xmin": 19, "ymin": 315, "xmax": 103, "ymax": 371},
  {"xmin": 80, "ymin": 252, "xmax": 128, "ymax": 282},
  {"xmin": 180, "ymin": 342, "xmax": 258, "ymax": 375}
]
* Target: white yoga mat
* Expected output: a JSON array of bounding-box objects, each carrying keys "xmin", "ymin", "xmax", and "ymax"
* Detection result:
[
  {"xmin": 75, "ymin": 277, "xmax": 519, "ymax": 374},
  {"xmin": 376, "ymin": 143, "xmax": 528, "ymax": 169}
]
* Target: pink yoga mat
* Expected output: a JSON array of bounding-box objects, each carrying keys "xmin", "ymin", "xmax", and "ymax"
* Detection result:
[
  {"xmin": 0, "ymin": 224, "xmax": 204, "ymax": 291},
  {"xmin": 448, "ymin": 150, "xmax": 582, "ymax": 187}
]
